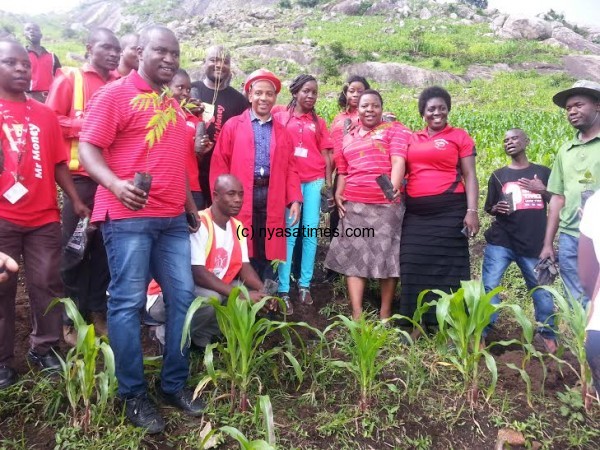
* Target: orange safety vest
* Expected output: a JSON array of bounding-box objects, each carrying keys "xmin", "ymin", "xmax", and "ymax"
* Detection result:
[
  {"xmin": 199, "ymin": 208, "xmax": 245, "ymax": 284},
  {"xmin": 58, "ymin": 67, "xmax": 85, "ymax": 171}
]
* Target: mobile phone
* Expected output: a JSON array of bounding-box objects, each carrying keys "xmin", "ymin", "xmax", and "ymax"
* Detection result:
[
  {"xmin": 461, "ymin": 226, "xmax": 470, "ymax": 238},
  {"xmin": 375, "ymin": 174, "xmax": 396, "ymax": 201},
  {"xmin": 186, "ymin": 212, "xmax": 198, "ymax": 229}
]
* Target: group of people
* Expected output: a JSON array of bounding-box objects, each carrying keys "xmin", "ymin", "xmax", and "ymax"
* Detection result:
[{"xmin": 0, "ymin": 19, "xmax": 599, "ymax": 433}]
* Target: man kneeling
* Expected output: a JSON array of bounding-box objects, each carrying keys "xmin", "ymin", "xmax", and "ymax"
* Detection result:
[{"xmin": 148, "ymin": 174, "xmax": 269, "ymax": 349}]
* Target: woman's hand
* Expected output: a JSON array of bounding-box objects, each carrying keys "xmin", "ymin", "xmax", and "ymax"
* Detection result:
[
  {"xmin": 335, "ymin": 192, "xmax": 346, "ymax": 218},
  {"xmin": 463, "ymin": 210, "xmax": 480, "ymax": 237}
]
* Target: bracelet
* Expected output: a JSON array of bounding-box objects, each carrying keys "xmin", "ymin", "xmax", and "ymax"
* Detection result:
[{"xmin": 467, "ymin": 209, "xmax": 478, "ymax": 213}]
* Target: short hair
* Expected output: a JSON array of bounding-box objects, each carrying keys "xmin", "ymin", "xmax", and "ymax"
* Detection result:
[
  {"xmin": 87, "ymin": 27, "xmax": 116, "ymax": 46},
  {"xmin": 338, "ymin": 75, "xmax": 370, "ymax": 109},
  {"xmin": 359, "ymin": 89, "xmax": 384, "ymax": 108},
  {"xmin": 138, "ymin": 25, "xmax": 174, "ymax": 50},
  {"xmin": 174, "ymin": 68, "xmax": 190, "ymax": 78},
  {"xmin": 418, "ymin": 86, "xmax": 452, "ymax": 117},
  {"xmin": 120, "ymin": 33, "xmax": 138, "ymax": 47}
]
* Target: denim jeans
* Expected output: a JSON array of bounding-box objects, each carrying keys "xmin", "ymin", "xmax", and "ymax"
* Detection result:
[
  {"xmin": 482, "ymin": 244, "xmax": 556, "ymax": 338},
  {"xmin": 102, "ymin": 214, "xmax": 195, "ymax": 397},
  {"xmin": 278, "ymin": 178, "xmax": 324, "ymax": 293},
  {"xmin": 558, "ymin": 233, "xmax": 589, "ymax": 306}
]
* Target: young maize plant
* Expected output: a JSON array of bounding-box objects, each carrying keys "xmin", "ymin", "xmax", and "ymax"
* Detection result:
[
  {"xmin": 541, "ymin": 286, "xmax": 593, "ymax": 410},
  {"xmin": 433, "ymin": 280, "xmax": 517, "ymax": 406},
  {"xmin": 47, "ymin": 298, "xmax": 117, "ymax": 432},
  {"xmin": 181, "ymin": 286, "xmax": 320, "ymax": 412},
  {"xmin": 325, "ymin": 313, "xmax": 406, "ymax": 412}
]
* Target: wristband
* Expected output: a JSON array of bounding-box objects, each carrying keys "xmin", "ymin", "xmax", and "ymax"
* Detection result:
[{"xmin": 467, "ymin": 209, "xmax": 478, "ymax": 213}]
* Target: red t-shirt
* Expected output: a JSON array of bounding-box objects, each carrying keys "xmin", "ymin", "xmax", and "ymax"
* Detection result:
[
  {"xmin": 405, "ymin": 125, "xmax": 476, "ymax": 198},
  {"xmin": 79, "ymin": 71, "xmax": 188, "ymax": 222},
  {"xmin": 273, "ymin": 109, "xmax": 333, "ymax": 183},
  {"xmin": 27, "ymin": 50, "xmax": 56, "ymax": 92},
  {"xmin": 0, "ymin": 98, "xmax": 66, "ymax": 227},
  {"xmin": 331, "ymin": 110, "xmax": 360, "ymax": 156},
  {"xmin": 335, "ymin": 122, "xmax": 410, "ymax": 204},
  {"xmin": 185, "ymin": 113, "xmax": 201, "ymax": 192},
  {"xmin": 46, "ymin": 64, "xmax": 119, "ymax": 177}
]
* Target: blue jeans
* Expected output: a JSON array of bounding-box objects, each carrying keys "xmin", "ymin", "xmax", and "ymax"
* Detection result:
[
  {"xmin": 482, "ymin": 244, "xmax": 556, "ymax": 338},
  {"xmin": 278, "ymin": 179, "xmax": 324, "ymax": 293},
  {"xmin": 558, "ymin": 233, "xmax": 589, "ymax": 306},
  {"xmin": 102, "ymin": 214, "xmax": 195, "ymax": 397}
]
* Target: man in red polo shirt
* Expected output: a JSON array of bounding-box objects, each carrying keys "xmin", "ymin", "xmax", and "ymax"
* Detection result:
[
  {"xmin": 210, "ymin": 69, "xmax": 302, "ymax": 289},
  {"xmin": 46, "ymin": 28, "xmax": 120, "ymax": 345},
  {"xmin": 78, "ymin": 25, "xmax": 202, "ymax": 434},
  {"xmin": 24, "ymin": 23, "xmax": 60, "ymax": 103},
  {"xmin": 0, "ymin": 39, "xmax": 88, "ymax": 390}
]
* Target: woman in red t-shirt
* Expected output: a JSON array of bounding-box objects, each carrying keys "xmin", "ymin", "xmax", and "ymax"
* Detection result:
[
  {"xmin": 400, "ymin": 86, "xmax": 480, "ymax": 330},
  {"xmin": 273, "ymin": 74, "xmax": 333, "ymax": 311},
  {"xmin": 327, "ymin": 76, "xmax": 371, "ymax": 267},
  {"xmin": 325, "ymin": 90, "xmax": 411, "ymax": 320}
]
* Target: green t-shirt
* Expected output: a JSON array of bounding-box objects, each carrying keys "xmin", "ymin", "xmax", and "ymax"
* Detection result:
[{"xmin": 547, "ymin": 133, "xmax": 600, "ymax": 237}]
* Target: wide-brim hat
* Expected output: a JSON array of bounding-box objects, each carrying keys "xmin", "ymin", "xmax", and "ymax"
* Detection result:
[
  {"xmin": 552, "ymin": 80, "xmax": 600, "ymax": 108},
  {"xmin": 244, "ymin": 69, "xmax": 281, "ymax": 94}
]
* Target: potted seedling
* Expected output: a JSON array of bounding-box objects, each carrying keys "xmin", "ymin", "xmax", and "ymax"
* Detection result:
[
  {"xmin": 579, "ymin": 170, "xmax": 596, "ymax": 208},
  {"xmin": 130, "ymin": 87, "xmax": 181, "ymax": 195}
]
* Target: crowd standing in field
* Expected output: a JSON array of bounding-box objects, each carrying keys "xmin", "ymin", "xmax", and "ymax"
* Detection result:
[{"xmin": 0, "ymin": 20, "xmax": 599, "ymax": 433}]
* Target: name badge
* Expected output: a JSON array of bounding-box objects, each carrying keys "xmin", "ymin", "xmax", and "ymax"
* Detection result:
[
  {"xmin": 3, "ymin": 181, "xmax": 28, "ymax": 204},
  {"xmin": 202, "ymin": 103, "xmax": 215, "ymax": 123},
  {"xmin": 294, "ymin": 146, "xmax": 308, "ymax": 158}
]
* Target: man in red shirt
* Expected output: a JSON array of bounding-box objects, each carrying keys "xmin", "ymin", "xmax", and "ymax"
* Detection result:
[
  {"xmin": 78, "ymin": 25, "xmax": 202, "ymax": 433},
  {"xmin": 24, "ymin": 23, "xmax": 60, "ymax": 103},
  {"xmin": 116, "ymin": 33, "xmax": 139, "ymax": 78},
  {"xmin": 0, "ymin": 39, "xmax": 88, "ymax": 390},
  {"xmin": 210, "ymin": 69, "xmax": 302, "ymax": 285},
  {"xmin": 46, "ymin": 28, "xmax": 120, "ymax": 345}
]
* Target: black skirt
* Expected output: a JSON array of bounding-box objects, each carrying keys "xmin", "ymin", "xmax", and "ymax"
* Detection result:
[{"xmin": 399, "ymin": 193, "xmax": 470, "ymax": 325}]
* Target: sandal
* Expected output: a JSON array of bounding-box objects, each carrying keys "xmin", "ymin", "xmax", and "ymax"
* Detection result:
[
  {"xmin": 278, "ymin": 293, "xmax": 294, "ymax": 315},
  {"xmin": 298, "ymin": 287, "xmax": 313, "ymax": 305}
]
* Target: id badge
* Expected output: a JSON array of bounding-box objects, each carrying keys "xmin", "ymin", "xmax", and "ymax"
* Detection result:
[
  {"xmin": 3, "ymin": 181, "xmax": 28, "ymax": 204},
  {"xmin": 294, "ymin": 146, "xmax": 308, "ymax": 158},
  {"xmin": 202, "ymin": 103, "xmax": 215, "ymax": 123}
]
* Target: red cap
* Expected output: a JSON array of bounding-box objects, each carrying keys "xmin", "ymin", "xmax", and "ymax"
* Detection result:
[{"xmin": 244, "ymin": 69, "xmax": 281, "ymax": 94}]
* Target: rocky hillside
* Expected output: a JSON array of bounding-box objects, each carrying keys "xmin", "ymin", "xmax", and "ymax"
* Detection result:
[{"xmin": 3, "ymin": 0, "xmax": 600, "ymax": 86}]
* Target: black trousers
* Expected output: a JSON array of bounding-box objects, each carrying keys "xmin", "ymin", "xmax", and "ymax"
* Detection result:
[{"xmin": 61, "ymin": 175, "xmax": 110, "ymax": 317}]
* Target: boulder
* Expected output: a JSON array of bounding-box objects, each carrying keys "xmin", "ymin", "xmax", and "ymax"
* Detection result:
[
  {"xmin": 542, "ymin": 38, "xmax": 569, "ymax": 50},
  {"xmin": 563, "ymin": 55, "xmax": 600, "ymax": 83},
  {"xmin": 463, "ymin": 63, "xmax": 512, "ymax": 82},
  {"xmin": 364, "ymin": 0, "xmax": 400, "ymax": 16},
  {"xmin": 490, "ymin": 13, "xmax": 507, "ymax": 31},
  {"xmin": 239, "ymin": 43, "xmax": 315, "ymax": 66},
  {"xmin": 498, "ymin": 16, "xmax": 552, "ymax": 40},
  {"xmin": 341, "ymin": 62, "xmax": 462, "ymax": 87},
  {"xmin": 420, "ymin": 7, "xmax": 433, "ymax": 20},
  {"xmin": 331, "ymin": 0, "xmax": 363, "ymax": 15},
  {"xmin": 551, "ymin": 26, "xmax": 600, "ymax": 55},
  {"xmin": 249, "ymin": 8, "xmax": 279, "ymax": 20}
]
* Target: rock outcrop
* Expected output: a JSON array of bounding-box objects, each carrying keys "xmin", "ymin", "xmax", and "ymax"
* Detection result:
[{"xmin": 341, "ymin": 62, "xmax": 462, "ymax": 87}]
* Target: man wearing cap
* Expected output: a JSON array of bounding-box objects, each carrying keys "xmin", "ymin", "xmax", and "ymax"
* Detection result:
[
  {"xmin": 540, "ymin": 80, "xmax": 600, "ymax": 305},
  {"xmin": 210, "ymin": 69, "xmax": 302, "ymax": 290}
]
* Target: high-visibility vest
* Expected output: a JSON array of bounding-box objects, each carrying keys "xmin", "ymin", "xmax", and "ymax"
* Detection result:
[
  {"xmin": 199, "ymin": 208, "xmax": 245, "ymax": 284},
  {"xmin": 58, "ymin": 67, "xmax": 85, "ymax": 171}
]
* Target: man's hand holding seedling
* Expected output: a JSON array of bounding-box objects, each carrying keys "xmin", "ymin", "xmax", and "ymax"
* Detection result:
[{"xmin": 109, "ymin": 179, "xmax": 148, "ymax": 211}]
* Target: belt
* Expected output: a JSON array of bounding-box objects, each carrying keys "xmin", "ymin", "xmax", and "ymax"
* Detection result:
[{"xmin": 254, "ymin": 177, "xmax": 270, "ymax": 188}]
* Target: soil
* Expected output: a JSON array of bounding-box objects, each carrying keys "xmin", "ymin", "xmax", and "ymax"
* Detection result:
[{"xmin": 5, "ymin": 249, "xmax": 600, "ymax": 449}]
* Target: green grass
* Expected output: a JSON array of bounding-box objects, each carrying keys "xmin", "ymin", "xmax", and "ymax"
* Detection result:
[{"xmin": 304, "ymin": 17, "xmax": 565, "ymax": 75}]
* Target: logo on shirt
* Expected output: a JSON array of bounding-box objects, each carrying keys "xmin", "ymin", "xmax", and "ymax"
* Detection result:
[{"xmin": 434, "ymin": 139, "xmax": 448, "ymax": 149}]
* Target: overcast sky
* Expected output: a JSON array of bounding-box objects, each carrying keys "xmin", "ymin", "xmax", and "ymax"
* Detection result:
[{"xmin": 0, "ymin": 0, "xmax": 598, "ymax": 28}]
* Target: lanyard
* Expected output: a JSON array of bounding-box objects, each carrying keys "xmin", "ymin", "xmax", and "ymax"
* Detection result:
[
  {"xmin": 0, "ymin": 100, "xmax": 32, "ymax": 183},
  {"xmin": 296, "ymin": 116, "xmax": 305, "ymax": 148}
]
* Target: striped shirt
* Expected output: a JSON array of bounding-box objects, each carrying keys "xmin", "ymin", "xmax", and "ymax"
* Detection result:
[
  {"xmin": 79, "ymin": 70, "xmax": 188, "ymax": 222},
  {"xmin": 335, "ymin": 122, "xmax": 410, "ymax": 204},
  {"xmin": 250, "ymin": 109, "xmax": 272, "ymax": 177}
]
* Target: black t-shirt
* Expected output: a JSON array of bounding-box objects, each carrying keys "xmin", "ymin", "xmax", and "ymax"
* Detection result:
[
  {"xmin": 190, "ymin": 82, "xmax": 249, "ymax": 200},
  {"xmin": 190, "ymin": 82, "xmax": 248, "ymax": 144},
  {"xmin": 484, "ymin": 164, "xmax": 551, "ymax": 257}
]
